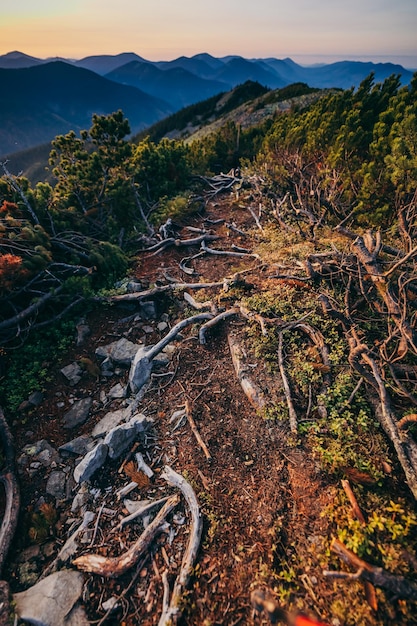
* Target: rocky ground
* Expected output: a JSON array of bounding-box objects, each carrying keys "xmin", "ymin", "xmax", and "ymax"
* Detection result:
[{"xmin": 3, "ymin": 187, "xmax": 417, "ymax": 626}]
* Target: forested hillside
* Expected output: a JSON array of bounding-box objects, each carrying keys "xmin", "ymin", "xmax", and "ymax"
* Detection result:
[{"xmin": 0, "ymin": 73, "xmax": 417, "ymax": 625}]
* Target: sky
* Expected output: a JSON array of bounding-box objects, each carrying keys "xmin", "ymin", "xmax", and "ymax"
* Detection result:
[{"xmin": 1, "ymin": 0, "xmax": 417, "ymax": 67}]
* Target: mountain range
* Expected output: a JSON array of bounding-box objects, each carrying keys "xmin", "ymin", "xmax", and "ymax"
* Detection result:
[{"xmin": 0, "ymin": 50, "xmax": 414, "ymax": 158}]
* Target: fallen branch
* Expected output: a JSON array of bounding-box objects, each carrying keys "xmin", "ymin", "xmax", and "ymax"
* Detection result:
[
  {"xmin": 341, "ymin": 479, "xmax": 366, "ymax": 526},
  {"xmin": 119, "ymin": 496, "xmax": 171, "ymax": 529},
  {"xmin": 73, "ymin": 494, "xmax": 179, "ymax": 577},
  {"xmin": 159, "ymin": 466, "xmax": 203, "ymax": 626},
  {"xmin": 185, "ymin": 400, "xmax": 212, "ymax": 460},
  {"xmin": 278, "ymin": 331, "xmax": 298, "ymax": 433},
  {"xmin": 111, "ymin": 281, "xmax": 224, "ymax": 303},
  {"xmin": 324, "ymin": 538, "xmax": 417, "ymax": 600},
  {"xmin": 145, "ymin": 234, "xmax": 219, "ymax": 255},
  {"xmin": 228, "ymin": 332, "xmax": 266, "ymax": 410},
  {"xmin": 130, "ymin": 312, "xmax": 214, "ymax": 392},
  {"xmin": 200, "ymin": 239, "xmax": 259, "ymax": 259},
  {"xmin": 199, "ymin": 307, "xmax": 239, "ymax": 345},
  {"xmin": 0, "ymin": 408, "xmax": 20, "ymax": 576}
]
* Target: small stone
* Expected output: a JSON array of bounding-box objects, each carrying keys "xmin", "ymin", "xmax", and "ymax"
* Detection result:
[
  {"xmin": 46, "ymin": 471, "xmax": 66, "ymax": 499},
  {"xmin": 57, "ymin": 402, "xmax": 65, "ymax": 408},
  {"xmin": 60, "ymin": 362, "xmax": 83, "ymax": 386},
  {"xmin": 91, "ymin": 406, "xmax": 132, "ymax": 438},
  {"xmin": 63, "ymin": 398, "xmax": 92, "ymax": 429},
  {"xmin": 157, "ymin": 321, "xmax": 168, "ymax": 332},
  {"xmin": 28, "ymin": 390, "xmax": 44, "ymax": 406},
  {"xmin": 139, "ymin": 300, "xmax": 157, "ymax": 320},
  {"xmin": 108, "ymin": 383, "xmax": 127, "ymax": 400},
  {"xmin": 76, "ymin": 319, "xmax": 91, "ymax": 346},
  {"xmin": 59, "ymin": 435, "xmax": 94, "ymax": 457},
  {"xmin": 104, "ymin": 414, "xmax": 153, "ymax": 459},
  {"xmin": 74, "ymin": 443, "xmax": 108, "ymax": 483},
  {"xmin": 127, "ymin": 280, "xmax": 143, "ymax": 293},
  {"xmin": 95, "ymin": 338, "xmax": 140, "ymax": 366},
  {"xmin": 142, "ymin": 325, "xmax": 154, "ymax": 334}
]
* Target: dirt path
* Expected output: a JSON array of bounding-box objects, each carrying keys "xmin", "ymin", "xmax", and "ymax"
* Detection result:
[{"xmin": 6, "ymin": 195, "xmax": 417, "ymax": 626}]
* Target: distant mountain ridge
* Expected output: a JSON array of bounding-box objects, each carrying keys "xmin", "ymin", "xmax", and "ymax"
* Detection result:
[
  {"xmin": 0, "ymin": 61, "xmax": 172, "ymax": 155},
  {"xmin": 0, "ymin": 50, "xmax": 414, "ymax": 158}
]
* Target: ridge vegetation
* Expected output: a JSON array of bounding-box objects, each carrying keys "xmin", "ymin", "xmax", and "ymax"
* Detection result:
[{"xmin": 0, "ymin": 71, "xmax": 417, "ymax": 625}]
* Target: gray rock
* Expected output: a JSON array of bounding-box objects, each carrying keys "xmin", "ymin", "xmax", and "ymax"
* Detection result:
[
  {"xmin": 63, "ymin": 398, "xmax": 92, "ymax": 429},
  {"xmin": 91, "ymin": 406, "xmax": 132, "ymax": 438},
  {"xmin": 19, "ymin": 440, "xmax": 58, "ymax": 469},
  {"xmin": 139, "ymin": 300, "xmax": 157, "ymax": 320},
  {"xmin": 127, "ymin": 280, "xmax": 143, "ymax": 293},
  {"xmin": 95, "ymin": 337, "xmax": 140, "ymax": 366},
  {"xmin": 104, "ymin": 414, "xmax": 153, "ymax": 459},
  {"xmin": 14, "ymin": 569, "xmax": 88, "ymax": 626},
  {"xmin": 108, "ymin": 382, "xmax": 127, "ymax": 400},
  {"xmin": 61, "ymin": 362, "xmax": 83, "ymax": 386},
  {"xmin": 46, "ymin": 471, "xmax": 66, "ymax": 498},
  {"xmin": 129, "ymin": 345, "xmax": 153, "ymax": 393},
  {"xmin": 157, "ymin": 321, "xmax": 168, "ymax": 332},
  {"xmin": 59, "ymin": 435, "xmax": 94, "ymax": 457},
  {"xmin": 28, "ymin": 390, "xmax": 44, "ymax": 406},
  {"xmin": 74, "ymin": 443, "xmax": 108, "ymax": 483},
  {"xmin": 142, "ymin": 325, "xmax": 154, "ymax": 334}
]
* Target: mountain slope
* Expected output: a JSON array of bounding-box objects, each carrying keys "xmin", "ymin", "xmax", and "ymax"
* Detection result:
[
  {"xmin": 75, "ymin": 52, "xmax": 149, "ymax": 75},
  {"xmin": 106, "ymin": 61, "xmax": 227, "ymax": 110},
  {"xmin": 0, "ymin": 50, "xmax": 44, "ymax": 69},
  {"xmin": 0, "ymin": 61, "xmax": 173, "ymax": 155}
]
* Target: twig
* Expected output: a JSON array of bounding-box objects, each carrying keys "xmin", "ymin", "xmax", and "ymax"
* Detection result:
[
  {"xmin": 341, "ymin": 480, "xmax": 366, "ymax": 526},
  {"xmin": 185, "ymin": 400, "xmax": 212, "ymax": 460},
  {"xmin": 73, "ymin": 494, "xmax": 179, "ymax": 577},
  {"xmin": 278, "ymin": 332, "xmax": 298, "ymax": 433}
]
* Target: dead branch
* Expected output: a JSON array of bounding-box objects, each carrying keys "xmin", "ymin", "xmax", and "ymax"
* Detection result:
[
  {"xmin": 247, "ymin": 206, "xmax": 264, "ymax": 232},
  {"xmin": 183, "ymin": 292, "xmax": 215, "ymax": 312},
  {"xmin": 144, "ymin": 234, "xmax": 219, "ymax": 255},
  {"xmin": 341, "ymin": 480, "xmax": 366, "ymax": 526},
  {"xmin": 397, "ymin": 414, "xmax": 417, "ymax": 431},
  {"xmin": 110, "ymin": 281, "xmax": 224, "ymax": 302},
  {"xmin": 199, "ymin": 307, "xmax": 239, "ymax": 345},
  {"xmin": 200, "ymin": 239, "xmax": 260, "ymax": 259},
  {"xmin": 130, "ymin": 312, "xmax": 214, "ymax": 392},
  {"xmin": 228, "ymin": 332, "xmax": 267, "ymax": 410},
  {"xmin": 0, "ymin": 408, "xmax": 20, "ymax": 576},
  {"xmin": 278, "ymin": 332, "xmax": 298, "ymax": 433},
  {"xmin": 185, "ymin": 400, "xmax": 212, "ymax": 460},
  {"xmin": 324, "ymin": 538, "xmax": 417, "ymax": 600},
  {"xmin": 159, "ymin": 466, "xmax": 203, "ymax": 626},
  {"xmin": 119, "ymin": 496, "xmax": 171, "ymax": 529},
  {"xmin": 73, "ymin": 494, "xmax": 180, "ymax": 577}
]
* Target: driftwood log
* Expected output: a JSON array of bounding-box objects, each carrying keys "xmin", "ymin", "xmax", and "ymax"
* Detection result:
[
  {"xmin": 158, "ymin": 466, "xmax": 203, "ymax": 626},
  {"xmin": 73, "ymin": 494, "xmax": 179, "ymax": 577}
]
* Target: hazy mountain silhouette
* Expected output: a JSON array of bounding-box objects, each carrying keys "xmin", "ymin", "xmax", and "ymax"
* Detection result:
[
  {"xmin": 106, "ymin": 61, "xmax": 228, "ymax": 110},
  {"xmin": 0, "ymin": 61, "xmax": 172, "ymax": 155},
  {"xmin": 0, "ymin": 50, "xmax": 414, "ymax": 158}
]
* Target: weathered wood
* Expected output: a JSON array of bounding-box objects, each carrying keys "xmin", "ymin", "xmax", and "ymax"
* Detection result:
[
  {"xmin": 199, "ymin": 308, "xmax": 239, "ymax": 345},
  {"xmin": 324, "ymin": 538, "xmax": 417, "ymax": 600},
  {"xmin": 0, "ymin": 408, "xmax": 20, "ymax": 576},
  {"xmin": 278, "ymin": 332, "xmax": 298, "ymax": 433},
  {"xmin": 227, "ymin": 332, "xmax": 266, "ymax": 410},
  {"xmin": 159, "ymin": 466, "xmax": 203, "ymax": 626},
  {"xmin": 111, "ymin": 281, "xmax": 224, "ymax": 302},
  {"xmin": 185, "ymin": 400, "xmax": 211, "ymax": 460},
  {"xmin": 73, "ymin": 494, "xmax": 179, "ymax": 577}
]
